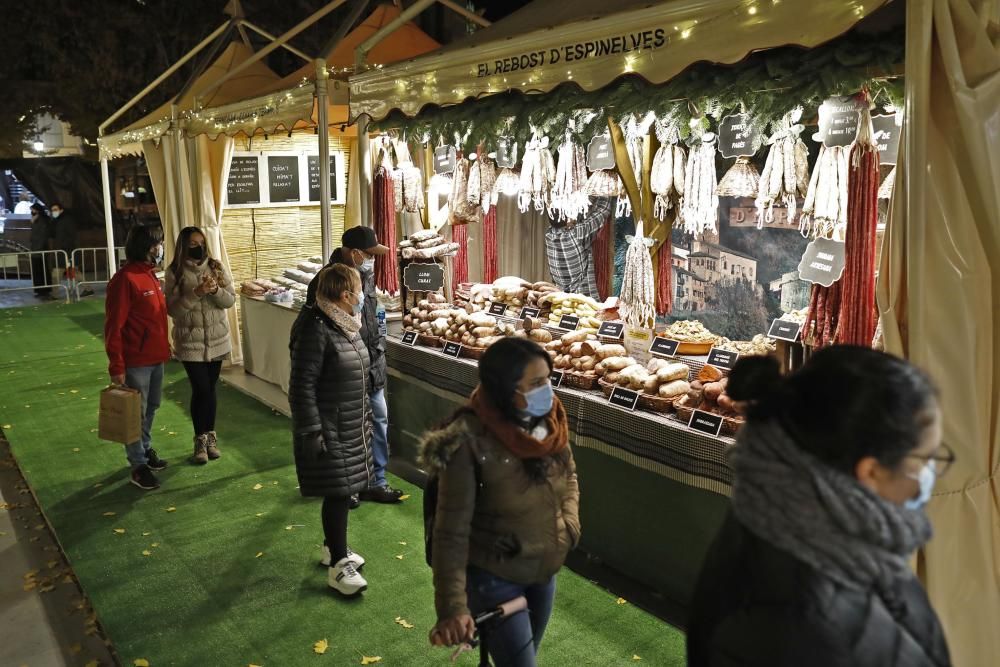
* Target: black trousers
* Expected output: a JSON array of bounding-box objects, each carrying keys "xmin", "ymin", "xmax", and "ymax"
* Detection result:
[
  {"xmin": 182, "ymin": 361, "xmax": 222, "ymax": 435},
  {"xmin": 31, "ymin": 254, "xmax": 51, "ymax": 295},
  {"xmin": 322, "ymin": 496, "xmax": 350, "ymax": 563}
]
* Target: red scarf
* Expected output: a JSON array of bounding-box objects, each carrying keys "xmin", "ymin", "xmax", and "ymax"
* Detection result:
[{"xmin": 468, "ymin": 386, "xmax": 569, "ymax": 459}]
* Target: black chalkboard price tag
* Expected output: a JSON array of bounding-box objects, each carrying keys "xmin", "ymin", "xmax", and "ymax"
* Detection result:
[
  {"xmin": 871, "ymin": 114, "xmax": 901, "ymax": 165},
  {"xmin": 519, "ymin": 306, "xmax": 541, "ymax": 320},
  {"xmin": 401, "ymin": 330, "xmax": 418, "ymax": 346},
  {"xmin": 403, "ymin": 263, "xmax": 445, "ymax": 292},
  {"xmin": 768, "ymin": 319, "xmax": 802, "ymax": 342},
  {"xmin": 706, "ymin": 348, "xmax": 739, "ymax": 371},
  {"xmin": 649, "ymin": 337, "xmax": 680, "ymax": 358},
  {"xmin": 688, "ymin": 409, "xmax": 724, "ymax": 437},
  {"xmin": 608, "ymin": 386, "xmax": 640, "ymax": 411},
  {"xmin": 798, "ymin": 237, "xmax": 846, "ymax": 287},
  {"xmin": 268, "ymin": 155, "xmax": 301, "ymax": 203},
  {"xmin": 718, "ymin": 113, "xmax": 760, "ymax": 159},
  {"xmin": 441, "ymin": 341, "xmax": 462, "ymax": 358},
  {"xmin": 597, "ymin": 321, "xmax": 625, "ymax": 339},
  {"xmin": 587, "ymin": 135, "xmax": 616, "ymax": 171},
  {"xmin": 434, "ymin": 145, "xmax": 457, "ymax": 174},
  {"xmin": 550, "ymin": 369, "xmax": 564, "ymax": 387},
  {"xmin": 226, "ymin": 155, "xmax": 261, "ymax": 205},
  {"xmin": 307, "ymin": 155, "xmax": 339, "ymax": 202},
  {"xmin": 556, "ymin": 314, "xmax": 580, "ymax": 331},
  {"xmin": 817, "ymin": 96, "xmax": 864, "ymax": 148},
  {"xmin": 488, "ymin": 302, "xmax": 508, "ymax": 317}
]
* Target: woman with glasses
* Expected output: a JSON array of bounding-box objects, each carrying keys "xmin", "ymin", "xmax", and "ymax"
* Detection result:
[{"xmin": 687, "ymin": 346, "xmax": 952, "ymax": 667}]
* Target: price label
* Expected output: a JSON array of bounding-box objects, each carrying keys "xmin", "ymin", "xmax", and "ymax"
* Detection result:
[
  {"xmin": 608, "ymin": 386, "xmax": 640, "ymax": 411},
  {"xmin": 798, "ymin": 237, "xmax": 846, "ymax": 287},
  {"xmin": 441, "ymin": 341, "xmax": 463, "ymax": 358},
  {"xmin": 403, "ymin": 263, "xmax": 445, "ymax": 292},
  {"xmin": 597, "ymin": 321, "xmax": 625, "ymax": 339},
  {"xmin": 817, "ymin": 96, "xmax": 864, "ymax": 148},
  {"xmin": 550, "ymin": 369, "xmax": 565, "ymax": 387},
  {"xmin": 488, "ymin": 302, "xmax": 508, "ymax": 316},
  {"xmin": 706, "ymin": 348, "xmax": 739, "ymax": 371},
  {"xmin": 688, "ymin": 409, "xmax": 724, "ymax": 437},
  {"xmin": 768, "ymin": 319, "xmax": 802, "ymax": 342},
  {"xmin": 434, "ymin": 145, "xmax": 457, "ymax": 174},
  {"xmin": 556, "ymin": 314, "xmax": 580, "ymax": 331},
  {"xmin": 718, "ymin": 113, "xmax": 760, "ymax": 159},
  {"xmin": 872, "ymin": 113, "xmax": 902, "ymax": 165},
  {"xmin": 587, "ymin": 135, "xmax": 616, "ymax": 171},
  {"xmin": 649, "ymin": 337, "xmax": 680, "ymax": 358},
  {"xmin": 401, "ymin": 331, "xmax": 418, "ymax": 346},
  {"xmin": 519, "ymin": 306, "xmax": 541, "ymax": 320}
]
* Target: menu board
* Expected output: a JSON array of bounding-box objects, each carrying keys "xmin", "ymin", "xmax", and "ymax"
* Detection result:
[
  {"xmin": 226, "ymin": 156, "xmax": 261, "ymax": 206},
  {"xmin": 226, "ymin": 152, "xmax": 345, "ymax": 208},
  {"xmin": 268, "ymin": 156, "xmax": 300, "ymax": 203},
  {"xmin": 308, "ymin": 155, "xmax": 339, "ymax": 202}
]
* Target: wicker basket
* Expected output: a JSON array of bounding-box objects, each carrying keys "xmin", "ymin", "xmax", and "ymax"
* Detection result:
[
  {"xmin": 416, "ymin": 333, "xmax": 442, "ymax": 348},
  {"xmin": 560, "ymin": 371, "xmax": 598, "ymax": 390},
  {"xmin": 637, "ymin": 392, "xmax": 678, "ymax": 413},
  {"xmin": 674, "ymin": 404, "xmax": 743, "ymax": 436},
  {"xmin": 459, "ymin": 345, "xmax": 488, "ymax": 360},
  {"xmin": 598, "ymin": 378, "xmax": 616, "ymax": 397}
]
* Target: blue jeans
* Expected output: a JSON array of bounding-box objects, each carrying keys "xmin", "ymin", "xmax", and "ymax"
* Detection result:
[
  {"xmin": 368, "ymin": 388, "xmax": 389, "ymax": 487},
  {"xmin": 466, "ymin": 566, "xmax": 557, "ymax": 667},
  {"xmin": 123, "ymin": 364, "xmax": 163, "ymax": 470}
]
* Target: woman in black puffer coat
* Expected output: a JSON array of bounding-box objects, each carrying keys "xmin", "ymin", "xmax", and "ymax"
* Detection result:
[
  {"xmin": 289, "ymin": 264, "xmax": 372, "ymax": 597},
  {"xmin": 687, "ymin": 347, "xmax": 951, "ymax": 667}
]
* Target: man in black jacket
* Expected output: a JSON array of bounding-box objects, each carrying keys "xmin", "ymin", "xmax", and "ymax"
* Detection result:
[
  {"xmin": 307, "ymin": 227, "xmax": 403, "ymax": 505},
  {"xmin": 29, "ymin": 203, "xmax": 54, "ymax": 299}
]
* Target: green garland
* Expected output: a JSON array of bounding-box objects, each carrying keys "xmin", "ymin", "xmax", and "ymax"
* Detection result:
[{"xmin": 374, "ymin": 24, "xmax": 904, "ymax": 154}]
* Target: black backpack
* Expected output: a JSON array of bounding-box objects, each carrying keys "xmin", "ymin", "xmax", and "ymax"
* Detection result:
[{"xmin": 423, "ymin": 457, "xmax": 483, "ymax": 567}]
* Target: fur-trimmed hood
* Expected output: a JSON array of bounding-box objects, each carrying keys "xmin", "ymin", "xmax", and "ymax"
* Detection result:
[{"xmin": 418, "ymin": 413, "xmax": 480, "ymax": 474}]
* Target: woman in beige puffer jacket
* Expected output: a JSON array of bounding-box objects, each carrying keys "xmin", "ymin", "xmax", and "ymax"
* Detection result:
[{"xmin": 165, "ymin": 226, "xmax": 236, "ymax": 464}]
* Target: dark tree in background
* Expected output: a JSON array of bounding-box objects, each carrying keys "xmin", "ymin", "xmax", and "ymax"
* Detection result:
[
  {"xmin": 0, "ymin": 0, "xmax": 516, "ymax": 158},
  {"xmin": 695, "ymin": 278, "xmax": 769, "ymax": 340}
]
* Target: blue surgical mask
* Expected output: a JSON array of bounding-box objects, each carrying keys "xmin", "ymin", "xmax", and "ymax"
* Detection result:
[
  {"xmin": 904, "ymin": 461, "xmax": 937, "ymax": 510},
  {"xmin": 518, "ymin": 382, "xmax": 554, "ymax": 418},
  {"xmin": 351, "ymin": 291, "xmax": 365, "ymax": 315}
]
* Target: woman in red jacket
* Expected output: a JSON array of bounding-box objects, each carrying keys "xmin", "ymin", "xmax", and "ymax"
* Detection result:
[{"xmin": 104, "ymin": 225, "xmax": 171, "ymax": 490}]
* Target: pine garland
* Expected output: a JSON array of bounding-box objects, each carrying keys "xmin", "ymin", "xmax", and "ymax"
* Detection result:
[{"xmin": 373, "ymin": 26, "xmax": 903, "ymax": 156}]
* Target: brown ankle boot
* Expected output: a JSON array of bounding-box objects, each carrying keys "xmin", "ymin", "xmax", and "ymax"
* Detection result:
[
  {"xmin": 192, "ymin": 434, "xmax": 209, "ymax": 465},
  {"xmin": 206, "ymin": 431, "xmax": 221, "ymax": 460}
]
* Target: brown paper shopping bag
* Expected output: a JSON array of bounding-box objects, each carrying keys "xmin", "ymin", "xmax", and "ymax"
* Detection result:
[{"xmin": 98, "ymin": 385, "xmax": 141, "ymax": 444}]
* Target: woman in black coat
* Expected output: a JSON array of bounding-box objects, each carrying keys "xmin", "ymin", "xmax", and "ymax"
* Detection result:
[
  {"xmin": 289, "ymin": 264, "xmax": 372, "ymax": 596},
  {"xmin": 687, "ymin": 347, "xmax": 952, "ymax": 667}
]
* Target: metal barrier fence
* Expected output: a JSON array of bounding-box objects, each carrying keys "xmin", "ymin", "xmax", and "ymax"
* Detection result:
[
  {"xmin": 0, "ymin": 249, "xmax": 72, "ymax": 302},
  {"xmin": 71, "ymin": 247, "xmax": 125, "ymax": 299}
]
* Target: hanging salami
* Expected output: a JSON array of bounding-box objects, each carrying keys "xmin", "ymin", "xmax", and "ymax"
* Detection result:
[{"xmin": 372, "ymin": 165, "xmax": 399, "ymax": 294}]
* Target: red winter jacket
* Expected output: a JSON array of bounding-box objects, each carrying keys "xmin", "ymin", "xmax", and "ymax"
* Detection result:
[{"xmin": 104, "ymin": 261, "xmax": 170, "ymax": 376}]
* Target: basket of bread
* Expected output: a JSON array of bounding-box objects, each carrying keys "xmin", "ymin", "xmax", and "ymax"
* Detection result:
[
  {"xmin": 658, "ymin": 320, "xmax": 719, "ymax": 355},
  {"xmin": 595, "ymin": 356, "xmax": 692, "ymax": 413},
  {"xmin": 673, "ymin": 365, "xmax": 745, "ymax": 435}
]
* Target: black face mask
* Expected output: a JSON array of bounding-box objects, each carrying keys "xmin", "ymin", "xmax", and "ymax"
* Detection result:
[{"xmin": 189, "ymin": 245, "xmax": 205, "ymax": 261}]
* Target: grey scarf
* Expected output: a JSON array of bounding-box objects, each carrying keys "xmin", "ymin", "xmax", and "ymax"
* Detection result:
[{"xmin": 730, "ymin": 419, "xmax": 932, "ymax": 591}]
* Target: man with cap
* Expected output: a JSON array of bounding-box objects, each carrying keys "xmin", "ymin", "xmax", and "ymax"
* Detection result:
[{"xmin": 307, "ymin": 226, "xmax": 403, "ymax": 505}]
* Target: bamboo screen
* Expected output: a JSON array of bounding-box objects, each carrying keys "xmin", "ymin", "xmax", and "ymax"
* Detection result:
[{"xmin": 221, "ymin": 132, "xmax": 351, "ymax": 335}]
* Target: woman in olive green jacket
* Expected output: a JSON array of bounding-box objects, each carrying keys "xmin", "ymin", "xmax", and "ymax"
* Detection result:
[{"xmin": 420, "ymin": 337, "xmax": 580, "ymax": 667}]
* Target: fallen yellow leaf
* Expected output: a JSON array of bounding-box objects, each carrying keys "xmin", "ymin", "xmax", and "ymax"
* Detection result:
[
  {"xmin": 252, "ymin": 483, "xmax": 263, "ymax": 490},
  {"xmin": 93, "ymin": 483, "xmax": 104, "ymax": 488},
  {"xmin": 167, "ymin": 431, "xmax": 176, "ymax": 436},
  {"xmin": 313, "ymin": 639, "xmax": 329, "ymax": 655},
  {"xmin": 398, "ymin": 494, "xmax": 411, "ymax": 501},
  {"xmin": 399, "ymin": 541, "xmax": 407, "ymax": 546},
  {"xmin": 40, "ymin": 584, "xmax": 55, "ymax": 593},
  {"xmin": 165, "ymin": 507, "xmax": 176, "ymax": 512},
  {"xmin": 24, "ymin": 569, "xmax": 39, "ymax": 578},
  {"xmin": 361, "ymin": 656, "xmax": 382, "ymax": 665},
  {"xmin": 102, "ymin": 512, "xmax": 116, "ymax": 517},
  {"xmin": 394, "ymin": 616, "xmax": 415, "ymax": 629},
  {"xmin": 134, "ymin": 660, "xmax": 150, "ymax": 667},
  {"xmin": 23, "ymin": 581, "xmax": 37, "ymax": 591},
  {"xmin": 255, "ymin": 513, "xmax": 264, "ymax": 517},
  {"xmin": 142, "ymin": 532, "xmax": 152, "ymax": 536},
  {"xmin": 47, "ymin": 560, "xmax": 58, "ymax": 569},
  {"xmin": 69, "ymin": 643, "xmax": 83, "ymax": 654},
  {"xmin": 113, "ymin": 528, "xmax": 126, "ymax": 535},
  {"xmin": 255, "ymin": 552, "xmax": 264, "ymax": 558},
  {"xmin": 249, "ymin": 664, "xmax": 263, "ymax": 667},
  {"xmin": 72, "ymin": 448, "xmax": 81, "ymax": 452},
  {"xmin": 616, "ymin": 597, "xmax": 628, "ymax": 605},
  {"xmin": 69, "ymin": 389, "xmax": 79, "ymax": 394},
  {"xmin": 150, "ymin": 543, "xmax": 160, "ymax": 548},
  {"xmin": 2, "ymin": 424, "xmax": 11, "ymax": 429},
  {"xmin": 632, "ymin": 656, "xmax": 642, "ymax": 661},
  {"xmin": 141, "ymin": 550, "xmax": 152, "ymax": 557},
  {"xmin": 395, "ymin": 554, "xmax": 404, "ymax": 560}
]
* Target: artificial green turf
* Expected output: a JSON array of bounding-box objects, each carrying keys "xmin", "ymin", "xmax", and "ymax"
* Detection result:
[{"xmin": 0, "ymin": 301, "xmax": 686, "ymax": 666}]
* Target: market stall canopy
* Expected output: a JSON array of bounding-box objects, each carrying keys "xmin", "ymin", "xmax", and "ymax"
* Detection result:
[
  {"xmin": 348, "ymin": 0, "xmax": 891, "ymax": 122},
  {"xmin": 183, "ymin": 4, "xmax": 440, "ymax": 142},
  {"xmin": 99, "ymin": 41, "xmax": 282, "ymax": 159}
]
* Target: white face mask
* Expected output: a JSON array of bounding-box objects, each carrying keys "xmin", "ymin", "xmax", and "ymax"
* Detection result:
[
  {"xmin": 51, "ymin": 210, "xmax": 62, "ymax": 219},
  {"xmin": 903, "ymin": 461, "xmax": 937, "ymax": 510}
]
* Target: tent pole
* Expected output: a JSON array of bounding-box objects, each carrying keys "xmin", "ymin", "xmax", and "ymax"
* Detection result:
[
  {"xmin": 320, "ymin": 0, "xmax": 371, "ymax": 59},
  {"xmin": 240, "ymin": 21, "xmax": 313, "ymax": 63},
  {"xmin": 316, "ymin": 60, "xmax": 333, "ymax": 260},
  {"xmin": 99, "ymin": 151, "xmax": 117, "ymax": 278},
  {"xmin": 170, "ymin": 105, "xmax": 186, "ymax": 245},
  {"xmin": 354, "ymin": 0, "xmax": 437, "ymax": 70},
  {"xmin": 99, "ymin": 21, "xmax": 229, "ymax": 135},
  {"xmin": 436, "ymin": 0, "xmax": 491, "ymax": 27},
  {"xmin": 194, "ymin": 0, "xmax": 348, "ymax": 104},
  {"xmin": 357, "ymin": 114, "xmax": 371, "ymax": 228}
]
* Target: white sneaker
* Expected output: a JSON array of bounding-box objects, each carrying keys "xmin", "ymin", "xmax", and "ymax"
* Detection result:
[
  {"xmin": 321, "ymin": 545, "xmax": 365, "ymax": 568},
  {"xmin": 329, "ymin": 557, "xmax": 367, "ymax": 596}
]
